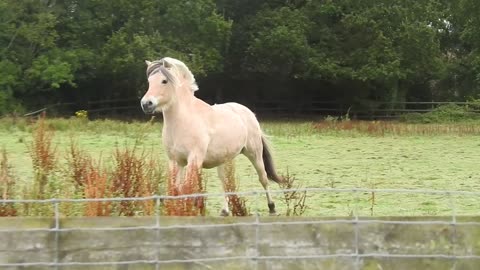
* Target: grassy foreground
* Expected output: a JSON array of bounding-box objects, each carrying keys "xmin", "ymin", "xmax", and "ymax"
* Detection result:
[{"xmin": 0, "ymin": 116, "xmax": 479, "ymax": 216}]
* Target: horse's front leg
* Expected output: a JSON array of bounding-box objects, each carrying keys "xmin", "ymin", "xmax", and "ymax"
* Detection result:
[
  {"xmin": 181, "ymin": 155, "xmax": 205, "ymax": 208},
  {"xmin": 184, "ymin": 155, "xmax": 203, "ymax": 186},
  {"xmin": 217, "ymin": 164, "xmax": 230, "ymax": 216},
  {"xmin": 167, "ymin": 160, "xmax": 182, "ymax": 196}
]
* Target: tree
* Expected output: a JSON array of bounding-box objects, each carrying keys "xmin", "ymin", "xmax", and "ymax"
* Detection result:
[
  {"xmin": 227, "ymin": 0, "xmax": 446, "ymax": 108},
  {"xmin": 446, "ymin": 0, "xmax": 480, "ymax": 99},
  {"xmin": 0, "ymin": 0, "xmax": 232, "ymax": 112},
  {"xmin": 0, "ymin": 0, "xmax": 79, "ymax": 110}
]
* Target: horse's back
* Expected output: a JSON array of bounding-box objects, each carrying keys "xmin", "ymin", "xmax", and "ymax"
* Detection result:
[
  {"xmin": 212, "ymin": 102, "xmax": 263, "ymax": 143},
  {"xmin": 213, "ymin": 102, "xmax": 260, "ymax": 130}
]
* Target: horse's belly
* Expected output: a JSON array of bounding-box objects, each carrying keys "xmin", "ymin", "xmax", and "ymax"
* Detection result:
[
  {"xmin": 202, "ymin": 145, "xmax": 243, "ymax": 169},
  {"xmin": 165, "ymin": 141, "xmax": 242, "ymax": 169},
  {"xmin": 203, "ymin": 151, "xmax": 240, "ymax": 169},
  {"xmin": 202, "ymin": 160, "xmax": 223, "ymax": 169}
]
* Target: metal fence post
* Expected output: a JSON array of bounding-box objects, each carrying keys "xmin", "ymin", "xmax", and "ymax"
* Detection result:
[
  {"xmin": 155, "ymin": 196, "xmax": 161, "ymax": 270},
  {"xmin": 53, "ymin": 199, "xmax": 60, "ymax": 270},
  {"xmin": 448, "ymin": 192, "xmax": 458, "ymax": 269},
  {"xmin": 353, "ymin": 189, "xmax": 360, "ymax": 270},
  {"xmin": 254, "ymin": 191, "xmax": 260, "ymax": 270}
]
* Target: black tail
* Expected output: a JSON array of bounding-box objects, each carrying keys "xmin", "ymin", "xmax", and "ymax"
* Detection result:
[{"xmin": 262, "ymin": 136, "xmax": 283, "ymax": 184}]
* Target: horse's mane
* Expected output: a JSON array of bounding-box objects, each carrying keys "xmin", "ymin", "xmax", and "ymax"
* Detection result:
[{"xmin": 147, "ymin": 57, "xmax": 199, "ymax": 93}]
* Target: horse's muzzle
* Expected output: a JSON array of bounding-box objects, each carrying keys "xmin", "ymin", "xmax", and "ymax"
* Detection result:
[{"xmin": 141, "ymin": 99, "xmax": 156, "ymax": 114}]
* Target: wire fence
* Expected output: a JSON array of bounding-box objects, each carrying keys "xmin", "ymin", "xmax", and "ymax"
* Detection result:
[
  {"xmin": 1, "ymin": 187, "xmax": 479, "ymax": 269},
  {"xmin": 20, "ymin": 99, "xmax": 480, "ymax": 120}
]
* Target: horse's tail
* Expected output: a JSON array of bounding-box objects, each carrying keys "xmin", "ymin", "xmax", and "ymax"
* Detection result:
[{"xmin": 261, "ymin": 136, "xmax": 284, "ymax": 184}]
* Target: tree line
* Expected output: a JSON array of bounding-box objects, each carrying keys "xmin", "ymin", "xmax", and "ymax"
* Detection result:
[{"xmin": 1, "ymin": 0, "xmax": 479, "ymax": 115}]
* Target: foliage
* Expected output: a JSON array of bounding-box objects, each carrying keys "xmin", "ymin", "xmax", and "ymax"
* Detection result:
[
  {"xmin": 401, "ymin": 103, "xmax": 480, "ymax": 123},
  {"xmin": 3, "ymin": 118, "xmax": 480, "ymax": 216},
  {"xmin": 164, "ymin": 163, "xmax": 206, "ymax": 216},
  {"xmin": 223, "ymin": 160, "xmax": 249, "ymax": 216},
  {"xmin": 74, "ymin": 110, "xmax": 88, "ymax": 119},
  {"xmin": 280, "ymin": 170, "xmax": 307, "ymax": 216},
  {"xmin": 314, "ymin": 118, "xmax": 480, "ymax": 136},
  {"xmin": 0, "ymin": 147, "xmax": 17, "ymax": 216},
  {"xmin": 243, "ymin": 7, "xmax": 311, "ymax": 77},
  {"xmin": 111, "ymin": 144, "xmax": 160, "ymax": 216},
  {"xmin": 0, "ymin": 0, "xmax": 231, "ymax": 110},
  {"xmin": 1, "ymin": 0, "xmax": 479, "ymax": 114},
  {"xmin": 22, "ymin": 115, "xmax": 60, "ymax": 215},
  {"xmin": 0, "ymin": 0, "xmax": 475, "ymax": 117},
  {"xmin": 225, "ymin": 0, "xmax": 447, "ymax": 107},
  {"xmin": 29, "ymin": 115, "xmax": 57, "ymax": 199}
]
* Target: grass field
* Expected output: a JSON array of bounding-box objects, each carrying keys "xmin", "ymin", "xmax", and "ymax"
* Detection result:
[{"xmin": 0, "ymin": 117, "xmax": 479, "ymax": 217}]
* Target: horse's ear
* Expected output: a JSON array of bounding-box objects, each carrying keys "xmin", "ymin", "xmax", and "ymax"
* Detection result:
[
  {"xmin": 145, "ymin": 60, "xmax": 152, "ymax": 66},
  {"xmin": 162, "ymin": 59, "xmax": 172, "ymax": 69}
]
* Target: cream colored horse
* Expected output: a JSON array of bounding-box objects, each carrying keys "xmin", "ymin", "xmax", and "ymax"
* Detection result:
[{"xmin": 140, "ymin": 57, "xmax": 283, "ymax": 215}]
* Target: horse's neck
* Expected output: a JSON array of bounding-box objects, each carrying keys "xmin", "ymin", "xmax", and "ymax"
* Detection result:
[{"xmin": 162, "ymin": 94, "xmax": 208, "ymax": 127}]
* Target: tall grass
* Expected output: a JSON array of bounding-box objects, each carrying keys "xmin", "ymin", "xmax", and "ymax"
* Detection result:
[
  {"xmin": 401, "ymin": 103, "xmax": 480, "ymax": 123},
  {"xmin": 5, "ymin": 114, "xmax": 479, "ymax": 217},
  {"xmin": 21, "ymin": 114, "xmax": 59, "ymax": 215},
  {"xmin": 164, "ymin": 163, "xmax": 206, "ymax": 216},
  {"xmin": 65, "ymin": 120, "xmax": 163, "ymax": 217},
  {"xmin": 0, "ymin": 148, "xmax": 16, "ymax": 216},
  {"xmin": 223, "ymin": 161, "xmax": 249, "ymax": 216},
  {"xmin": 0, "ymin": 115, "xmax": 159, "ymax": 134},
  {"xmin": 68, "ymin": 139, "xmax": 90, "ymax": 188},
  {"xmin": 314, "ymin": 104, "xmax": 480, "ymax": 136},
  {"xmin": 66, "ymin": 142, "xmax": 112, "ymax": 216},
  {"xmin": 4, "ymin": 115, "xmax": 480, "ymax": 137},
  {"xmin": 280, "ymin": 170, "xmax": 307, "ymax": 216},
  {"xmin": 29, "ymin": 114, "xmax": 57, "ymax": 199},
  {"xmin": 261, "ymin": 121, "xmax": 316, "ymax": 137},
  {"xmin": 111, "ymin": 144, "xmax": 161, "ymax": 216},
  {"xmin": 65, "ymin": 139, "xmax": 163, "ymax": 217},
  {"xmin": 1, "ymin": 115, "xmax": 166, "ymax": 217},
  {"xmin": 314, "ymin": 120, "xmax": 480, "ymax": 136},
  {"xmin": 83, "ymin": 161, "xmax": 112, "ymax": 216}
]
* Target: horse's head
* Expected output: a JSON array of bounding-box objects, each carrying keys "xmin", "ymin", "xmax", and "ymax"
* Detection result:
[
  {"xmin": 141, "ymin": 57, "xmax": 198, "ymax": 114},
  {"xmin": 141, "ymin": 59, "xmax": 177, "ymax": 113}
]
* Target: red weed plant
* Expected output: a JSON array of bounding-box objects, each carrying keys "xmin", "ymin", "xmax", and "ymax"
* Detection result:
[
  {"xmin": 67, "ymin": 139, "xmax": 90, "ymax": 187},
  {"xmin": 29, "ymin": 114, "xmax": 57, "ymax": 199},
  {"xmin": 111, "ymin": 145, "xmax": 159, "ymax": 216},
  {"xmin": 0, "ymin": 148, "xmax": 17, "ymax": 216},
  {"xmin": 164, "ymin": 163, "xmax": 179, "ymax": 215},
  {"xmin": 84, "ymin": 161, "xmax": 112, "ymax": 216},
  {"xmin": 280, "ymin": 170, "xmax": 307, "ymax": 216},
  {"xmin": 164, "ymin": 162, "xmax": 205, "ymax": 216},
  {"xmin": 66, "ymin": 140, "xmax": 111, "ymax": 216},
  {"xmin": 224, "ymin": 161, "xmax": 249, "ymax": 216},
  {"xmin": 313, "ymin": 119, "xmax": 480, "ymax": 136}
]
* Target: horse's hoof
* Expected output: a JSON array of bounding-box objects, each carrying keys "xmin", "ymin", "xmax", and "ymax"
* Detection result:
[
  {"xmin": 268, "ymin": 202, "xmax": 276, "ymax": 215},
  {"xmin": 220, "ymin": 209, "xmax": 230, "ymax": 217}
]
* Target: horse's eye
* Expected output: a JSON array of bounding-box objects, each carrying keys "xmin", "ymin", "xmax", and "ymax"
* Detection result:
[{"xmin": 162, "ymin": 80, "xmax": 168, "ymax": 84}]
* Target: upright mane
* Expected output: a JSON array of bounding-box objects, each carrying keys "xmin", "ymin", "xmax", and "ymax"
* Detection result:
[{"xmin": 146, "ymin": 57, "xmax": 199, "ymax": 93}]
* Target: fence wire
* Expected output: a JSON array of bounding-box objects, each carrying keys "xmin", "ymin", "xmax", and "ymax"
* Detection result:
[{"xmin": 0, "ymin": 187, "xmax": 479, "ymax": 268}]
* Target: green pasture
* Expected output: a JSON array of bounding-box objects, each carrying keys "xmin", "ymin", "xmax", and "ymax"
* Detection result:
[{"xmin": 0, "ymin": 118, "xmax": 479, "ymax": 216}]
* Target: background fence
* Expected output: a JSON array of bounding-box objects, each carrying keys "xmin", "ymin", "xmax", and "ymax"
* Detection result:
[
  {"xmin": 21, "ymin": 99, "xmax": 480, "ymax": 120},
  {"xmin": 1, "ymin": 188, "xmax": 479, "ymax": 270}
]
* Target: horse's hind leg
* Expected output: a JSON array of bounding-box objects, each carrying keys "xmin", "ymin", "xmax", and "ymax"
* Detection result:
[
  {"xmin": 243, "ymin": 148, "xmax": 276, "ymax": 215},
  {"xmin": 217, "ymin": 164, "xmax": 230, "ymax": 216}
]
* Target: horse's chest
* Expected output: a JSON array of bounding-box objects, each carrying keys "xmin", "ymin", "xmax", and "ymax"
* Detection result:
[
  {"xmin": 162, "ymin": 135, "xmax": 194, "ymax": 165},
  {"xmin": 164, "ymin": 143, "xmax": 188, "ymax": 164}
]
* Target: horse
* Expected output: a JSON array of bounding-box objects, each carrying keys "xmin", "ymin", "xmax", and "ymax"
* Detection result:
[{"xmin": 140, "ymin": 57, "xmax": 283, "ymax": 215}]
